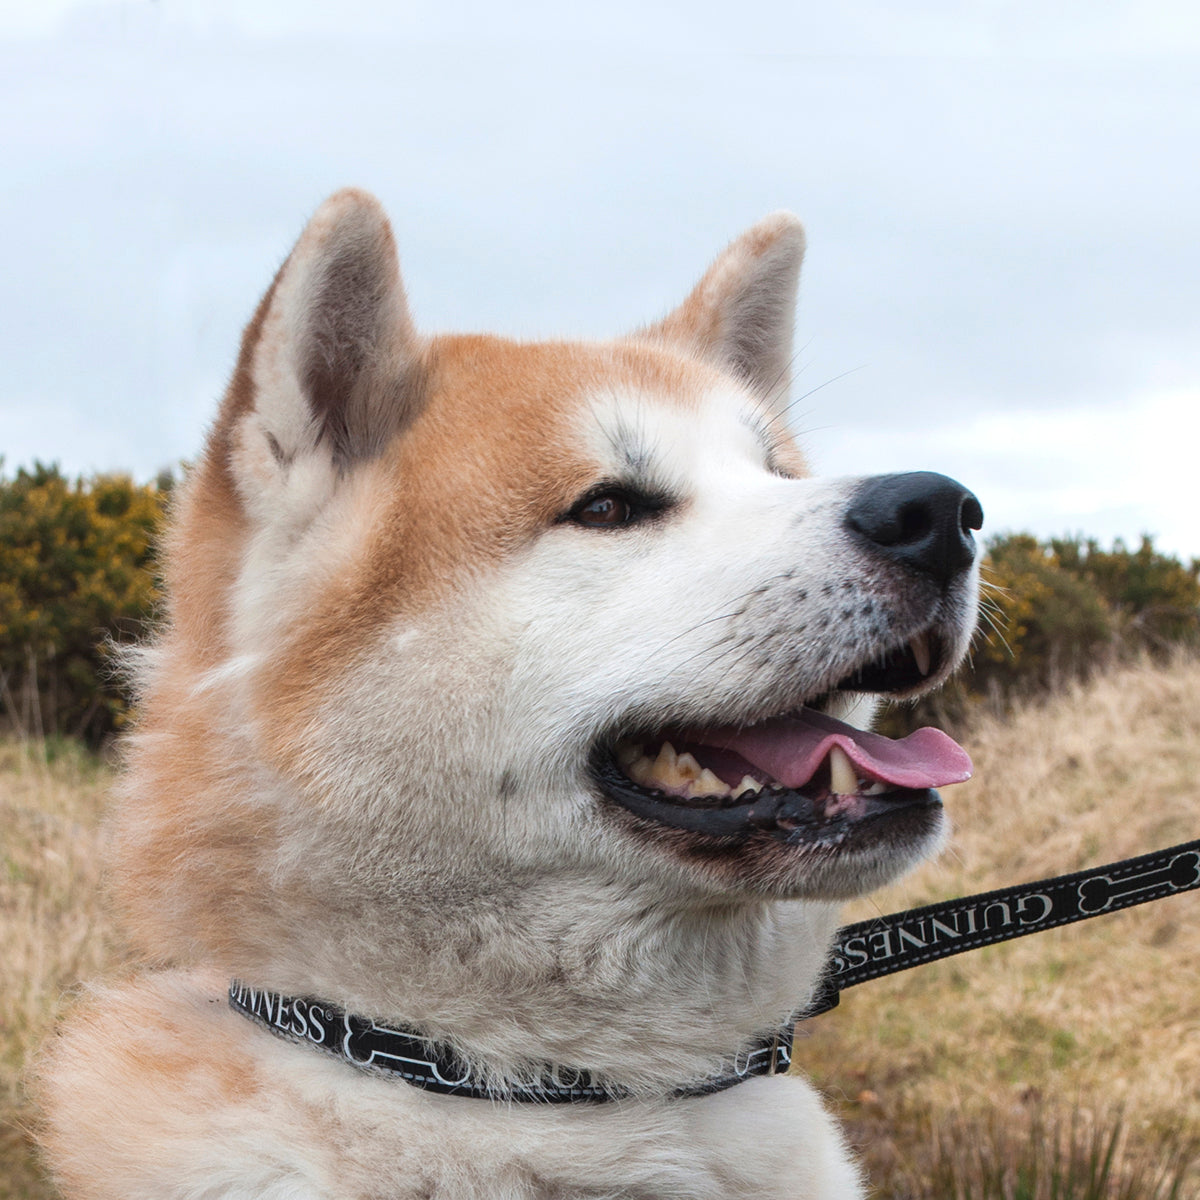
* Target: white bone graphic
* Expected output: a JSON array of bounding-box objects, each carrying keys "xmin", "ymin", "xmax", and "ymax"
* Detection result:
[{"xmin": 1077, "ymin": 851, "xmax": 1200, "ymax": 915}]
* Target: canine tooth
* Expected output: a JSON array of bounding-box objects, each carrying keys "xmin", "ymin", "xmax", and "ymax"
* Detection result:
[
  {"xmin": 737, "ymin": 775, "xmax": 763, "ymax": 796},
  {"xmin": 828, "ymin": 745, "xmax": 858, "ymax": 796},
  {"xmin": 910, "ymin": 632, "xmax": 932, "ymax": 676},
  {"xmin": 691, "ymin": 767, "xmax": 728, "ymax": 797}
]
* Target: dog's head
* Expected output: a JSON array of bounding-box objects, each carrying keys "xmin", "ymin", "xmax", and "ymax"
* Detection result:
[{"xmin": 118, "ymin": 191, "xmax": 979, "ymax": 1019}]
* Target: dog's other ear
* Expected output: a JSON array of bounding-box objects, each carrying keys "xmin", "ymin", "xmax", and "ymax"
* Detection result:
[
  {"xmin": 220, "ymin": 188, "xmax": 422, "ymax": 517},
  {"xmin": 638, "ymin": 213, "xmax": 805, "ymax": 410}
]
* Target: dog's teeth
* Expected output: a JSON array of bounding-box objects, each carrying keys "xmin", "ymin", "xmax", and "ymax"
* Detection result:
[
  {"xmin": 736, "ymin": 775, "xmax": 763, "ymax": 796},
  {"xmin": 623, "ymin": 740, "xmax": 748, "ymax": 800},
  {"xmin": 691, "ymin": 767, "xmax": 728, "ymax": 797},
  {"xmin": 636, "ymin": 742, "xmax": 700, "ymax": 791},
  {"xmin": 859, "ymin": 779, "xmax": 891, "ymax": 796},
  {"xmin": 623, "ymin": 741, "xmax": 740, "ymax": 799},
  {"xmin": 910, "ymin": 632, "xmax": 932, "ymax": 676},
  {"xmin": 828, "ymin": 746, "xmax": 858, "ymax": 796}
]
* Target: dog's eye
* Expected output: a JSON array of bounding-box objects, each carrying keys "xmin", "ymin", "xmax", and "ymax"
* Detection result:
[
  {"xmin": 560, "ymin": 484, "xmax": 673, "ymax": 530},
  {"xmin": 570, "ymin": 490, "xmax": 635, "ymax": 528}
]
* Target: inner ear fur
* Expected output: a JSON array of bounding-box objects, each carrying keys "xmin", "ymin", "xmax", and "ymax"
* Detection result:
[
  {"xmin": 637, "ymin": 213, "xmax": 806, "ymax": 410},
  {"xmin": 244, "ymin": 188, "xmax": 424, "ymax": 471}
]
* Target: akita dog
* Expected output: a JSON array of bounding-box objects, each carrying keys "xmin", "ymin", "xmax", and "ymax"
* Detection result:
[{"xmin": 39, "ymin": 190, "xmax": 981, "ymax": 1199}]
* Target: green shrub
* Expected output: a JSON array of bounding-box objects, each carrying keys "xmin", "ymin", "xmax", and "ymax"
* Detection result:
[{"xmin": 0, "ymin": 462, "xmax": 168, "ymax": 744}]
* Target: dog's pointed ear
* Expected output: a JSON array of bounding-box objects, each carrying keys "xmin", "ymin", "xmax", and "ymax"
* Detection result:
[
  {"xmin": 221, "ymin": 189, "xmax": 423, "ymax": 516},
  {"xmin": 638, "ymin": 213, "xmax": 805, "ymax": 409}
]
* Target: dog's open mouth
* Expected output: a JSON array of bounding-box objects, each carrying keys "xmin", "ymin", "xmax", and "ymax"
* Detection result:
[{"xmin": 594, "ymin": 633, "xmax": 972, "ymax": 847}]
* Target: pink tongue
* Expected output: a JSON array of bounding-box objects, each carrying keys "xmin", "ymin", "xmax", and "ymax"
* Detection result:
[{"xmin": 682, "ymin": 708, "xmax": 972, "ymax": 790}]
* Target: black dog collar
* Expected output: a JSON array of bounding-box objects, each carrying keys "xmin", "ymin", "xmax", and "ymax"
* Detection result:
[{"xmin": 229, "ymin": 980, "xmax": 794, "ymax": 1103}]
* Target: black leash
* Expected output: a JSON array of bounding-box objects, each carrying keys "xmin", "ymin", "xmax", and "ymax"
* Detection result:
[{"xmin": 802, "ymin": 838, "xmax": 1200, "ymax": 1018}]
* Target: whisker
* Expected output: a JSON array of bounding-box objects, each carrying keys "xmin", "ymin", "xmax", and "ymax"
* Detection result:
[{"xmin": 763, "ymin": 365, "xmax": 867, "ymax": 437}]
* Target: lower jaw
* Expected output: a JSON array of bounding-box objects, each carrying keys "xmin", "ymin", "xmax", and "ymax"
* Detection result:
[{"xmin": 593, "ymin": 753, "xmax": 945, "ymax": 891}]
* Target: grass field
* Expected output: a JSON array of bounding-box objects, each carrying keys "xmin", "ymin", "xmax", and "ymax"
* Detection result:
[
  {"xmin": 0, "ymin": 739, "xmax": 128, "ymax": 1200},
  {"xmin": 3, "ymin": 659, "xmax": 1198, "ymax": 1197}
]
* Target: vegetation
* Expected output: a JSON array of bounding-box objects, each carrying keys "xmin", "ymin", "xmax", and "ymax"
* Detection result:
[
  {"xmin": 0, "ymin": 463, "xmax": 168, "ymax": 745},
  {"xmin": 918, "ymin": 1107, "xmax": 1198, "ymax": 1200},
  {"xmin": 885, "ymin": 532, "xmax": 1200, "ymax": 737},
  {"xmin": 0, "ymin": 739, "xmax": 128, "ymax": 1200},
  {"xmin": 978, "ymin": 532, "xmax": 1200, "ymax": 691}
]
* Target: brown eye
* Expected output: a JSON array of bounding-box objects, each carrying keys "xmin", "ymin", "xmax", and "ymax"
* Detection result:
[
  {"xmin": 560, "ymin": 483, "xmax": 672, "ymax": 530},
  {"xmin": 573, "ymin": 492, "xmax": 632, "ymax": 528}
]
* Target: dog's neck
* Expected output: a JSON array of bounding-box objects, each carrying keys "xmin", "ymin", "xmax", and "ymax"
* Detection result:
[{"xmin": 223, "ymin": 878, "xmax": 842, "ymax": 1092}]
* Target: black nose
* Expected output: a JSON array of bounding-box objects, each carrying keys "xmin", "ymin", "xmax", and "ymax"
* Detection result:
[{"xmin": 845, "ymin": 471, "xmax": 983, "ymax": 586}]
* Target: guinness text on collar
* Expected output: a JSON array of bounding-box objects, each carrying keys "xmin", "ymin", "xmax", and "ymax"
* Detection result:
[{"xmin": 228, "ymin": 981, "xmax": 793, "ymax": 1103}]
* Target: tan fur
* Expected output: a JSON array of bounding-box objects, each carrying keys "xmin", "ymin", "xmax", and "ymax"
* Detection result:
[{"xmin": 38, "ymin": 190, "xmax": 979, "ymax": 1199}]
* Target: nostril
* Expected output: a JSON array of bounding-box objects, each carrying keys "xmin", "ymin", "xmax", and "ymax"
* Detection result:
[{"xmin": 961, "ymin": 494, "xmax": 984, "ymax": 534}]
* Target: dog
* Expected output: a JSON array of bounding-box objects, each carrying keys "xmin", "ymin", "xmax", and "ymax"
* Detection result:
[{"xmin": 39, "ymin": 189, "xmax": 981, "ymax": 1199}]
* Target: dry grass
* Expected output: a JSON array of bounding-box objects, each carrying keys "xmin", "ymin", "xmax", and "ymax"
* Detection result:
[
  {"xmin": 2, "ymin": 659, "xmax": 1198, "ymax": 1197},
  {"xmin": 798, "ymin": 656, "xmax": 1200, "ymax": 1195},
  {"xmin": 0, "ymin": 740, "xmax": 127, "ymax": 1200}
]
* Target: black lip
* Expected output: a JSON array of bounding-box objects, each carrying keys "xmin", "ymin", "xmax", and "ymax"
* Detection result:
[{"xmin": 593, "ymin": 751, "xmax": 942, "ymax": 847}]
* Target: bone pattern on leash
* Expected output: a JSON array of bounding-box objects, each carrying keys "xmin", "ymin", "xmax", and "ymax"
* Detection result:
[{"xmin": 1077, "ymin": 849, "xmax": 1200, "ymax": 914}]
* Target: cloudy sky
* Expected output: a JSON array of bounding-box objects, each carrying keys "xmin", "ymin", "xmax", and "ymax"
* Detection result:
[{"xmin": 2, "ymin": 0, "xmax": 1197, "ymax": 557}]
